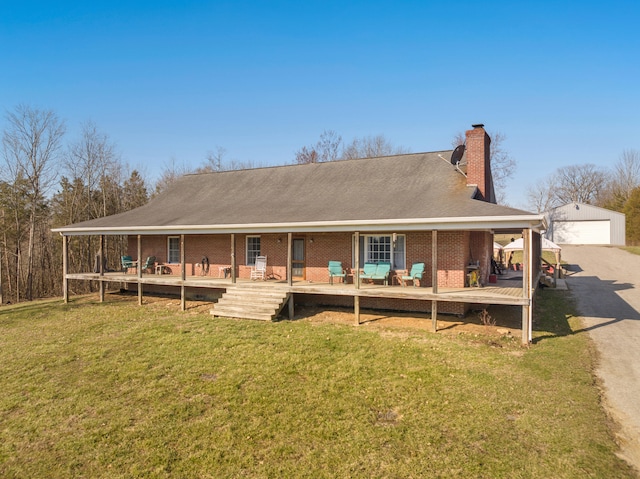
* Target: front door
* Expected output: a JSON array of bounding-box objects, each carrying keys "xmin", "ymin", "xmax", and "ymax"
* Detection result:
[{"xmin": 292, "ymin": 238, "xmax": 305, "ymax": 279}]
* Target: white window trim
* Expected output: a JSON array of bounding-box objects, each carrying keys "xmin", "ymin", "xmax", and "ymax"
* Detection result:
[
  {"xmin": 352, "ymin": 234, "xmax": 406, "ymax": 269},
  {"xmin": 167, "ymin": 236, "xmax": 180, "ymax": 264},
  {"xmin": 246, "ymin": 235, "xmax": 261, "ymax": 266}
]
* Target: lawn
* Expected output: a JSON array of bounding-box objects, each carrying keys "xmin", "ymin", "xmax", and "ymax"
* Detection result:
[
  {"xmin": 0, "ymin": 293, "xmax": 635, "ymax": 478},
  {"xmin": 622, "ymin": 246, "xmax": 640, "ymax": 256}
]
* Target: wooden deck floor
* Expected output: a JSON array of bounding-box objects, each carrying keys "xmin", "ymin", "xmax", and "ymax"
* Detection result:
[{"xmin": 66, "ymin": 271, "xmax": 528, "ymax": 306}]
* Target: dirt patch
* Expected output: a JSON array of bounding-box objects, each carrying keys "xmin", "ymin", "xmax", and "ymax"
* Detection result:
[
  {"xmin": 292, "ymin": 304, "xmax": 522, "ymax": 338},
  {"xmin": 104, "ymin": 291, "xmax": 523, "ymax": 338}
]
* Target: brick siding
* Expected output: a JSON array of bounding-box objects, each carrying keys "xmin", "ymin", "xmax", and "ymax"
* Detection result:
[
  {"xmin": 128, "ymin": 231, "xmax": 480, "ymax": 288},
  {"xmin": 125, "ymin": 230, "xmax": 488, "ymax": 317}
]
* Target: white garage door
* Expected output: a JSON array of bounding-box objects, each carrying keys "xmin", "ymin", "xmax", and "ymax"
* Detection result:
[{"xmin": 553, "ymin": 220, "xmax": 610, "ymax": 245}]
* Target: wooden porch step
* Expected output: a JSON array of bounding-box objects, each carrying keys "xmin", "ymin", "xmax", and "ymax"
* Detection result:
[
  {"xmin": 211, "ymin": 288, "xmax": 289, "ymax": 321},
  {"xmin": 222, "ymin": 290, "xmax": 288, "ymax": 301}
]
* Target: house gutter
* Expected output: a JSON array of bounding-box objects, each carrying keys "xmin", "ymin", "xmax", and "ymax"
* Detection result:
[{"xmin": 53, "ymin": 214, "xmax": 546, "ymax": 236}]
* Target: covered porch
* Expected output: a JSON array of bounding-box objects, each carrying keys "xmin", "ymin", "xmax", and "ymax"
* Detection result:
[{"xmin": 60, "ymin": 225, "xmax": 540, "ymax": 345}]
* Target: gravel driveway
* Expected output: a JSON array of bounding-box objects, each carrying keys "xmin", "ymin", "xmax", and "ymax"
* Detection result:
[{"xmin": 561, "ymin": 245, "xmax": 640, "ymax": 472}]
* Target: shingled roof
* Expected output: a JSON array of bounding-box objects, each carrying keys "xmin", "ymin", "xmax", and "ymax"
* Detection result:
[{"xmin": 54, "ymin": 150, "xmax": 542, "ymax": 235}]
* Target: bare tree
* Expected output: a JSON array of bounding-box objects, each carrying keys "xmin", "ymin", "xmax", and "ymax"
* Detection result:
[
  {"xmin": 526, "ymin": 163, "xmax": 610, "ymax": 213},
  {"xmin": 222, "ymin": 158, "xmax": 262, "ymax": 171},
  {"xmin": 63, "ymin": 121, "xmax": 129, "ymax": 274},
  {"xmin": 295, "ymin": 130, "xmax": 342, "ymax": 164},
  {"xmin": 294, "ymin": 146, "xmax": 319, "ymax": 164},
  {"xmin": 191, "ymin": 147, "xmax": 264, "ymax": 175},
  {"xmin": 554, "ymin": 163, "xmax": 609, "ymax": 205},
  {"xmin": 603, "ymin": 149, "xmax": 640, "ymax": 211},
  {"xmin": 65, "ymin": 121, "xmax": 121, "ymax": 219},
  {"xmin": 295, "ymin": 131, "xmax": 407, "ymax": 164},
  {"xmin": 341, "ymin": 134, "xmax": 407, "ymax": 160},
  {"xmin": 2, "ymin": 105, "xmax": 65, "ymax": 300},
  {"xmin": 201, "ymin": 146, "xmax": 228, "ymax": 172},
  {"xmin": 154, "ymin": 156, "xmax": 192, "ymax": 195},
  {"xmin": 525, "ymin": 176, "xmax": 558, "ymax": 213}
]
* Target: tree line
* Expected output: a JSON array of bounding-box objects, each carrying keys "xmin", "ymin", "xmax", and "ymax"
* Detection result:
[{"xmin": 0, "ymin": 105, "xmax": 151, "ymax": 303}]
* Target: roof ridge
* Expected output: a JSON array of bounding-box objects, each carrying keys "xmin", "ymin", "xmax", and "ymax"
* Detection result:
[{"xmin": 183, "ymin": 149, "xmax": 456, "ymax": 178}]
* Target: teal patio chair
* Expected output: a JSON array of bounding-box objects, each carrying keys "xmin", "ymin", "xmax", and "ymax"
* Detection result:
[
  {"xmin": 328, "ymin": 261, "xmax": 346, "ymax": 285},
  {"xmin": 400, "ymin": 262, "xmax": 425, "ymax": 287}
]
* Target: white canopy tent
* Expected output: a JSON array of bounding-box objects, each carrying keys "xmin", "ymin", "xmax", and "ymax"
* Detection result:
[
  {"xmin": 504, "ymin": 237, "xmax": 562, "ymax": 265},
  {"xmin": 503, "ymin": 237, "xmax": 561, "ymax": 253}
]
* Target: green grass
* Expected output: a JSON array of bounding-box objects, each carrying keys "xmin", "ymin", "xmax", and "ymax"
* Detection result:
[
  {"xmin": 0, "ymin": 294, "xmax": 634, "ymax": 478},
  {"xmin": 622, "ymin": 246, "xmax": 640, "ymax": 256}
]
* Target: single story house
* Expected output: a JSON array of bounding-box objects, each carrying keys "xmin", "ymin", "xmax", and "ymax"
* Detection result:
[
  {"xmin": 53, "ymin": 124, "xmax": 545, "ymax": 344},
  {"xmin": 545, "ymin": 203, "xmax": 625, "ymax": 245}
]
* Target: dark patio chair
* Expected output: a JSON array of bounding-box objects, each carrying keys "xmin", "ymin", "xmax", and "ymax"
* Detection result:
[
  {"xmin": 141, "ymin": 256, "xmax": 156, "ymax": 274},
  {"xmin": 121, "ymin": 255, "xmax": 137, "ymax": 273}
]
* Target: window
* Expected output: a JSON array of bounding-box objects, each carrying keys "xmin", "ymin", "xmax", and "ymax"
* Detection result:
[
  {"xmin": 353, "ymin": 234, "xmax": 405, "ymax": 269},
  {"xmin": 168, "ymin": 236, "xmax": 180, "ymax": 263},
  {"xmin": 367, "ymin": 236, "xmax": 391, "ymax": 263},
  {"xmin": 246, "ymin": 236, "xmax": 261, "ymax": 265}
]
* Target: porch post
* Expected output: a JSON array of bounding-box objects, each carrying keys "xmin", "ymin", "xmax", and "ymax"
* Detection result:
[
  {"xmin": 431, "ymin": 230, "xmax": 438, "ymax": 294},
  {"xmin": 99, "ymin": 234, "xmax": 105, "ymax": 303},
  {"xmin": 137, "ymin": 235, "xmax": 142, "ymax": 306},
  {"xmin": 528, "ymin": 229, "xmax": 534, "ymax": 342},
  {"xmin": 354, "ymin": 231, "xmax": 360, "ymax": 325},
  {"xmin": 0, "ymin": 244, "xmax": 2, "ymax": 304},
  {"xmin": 180, "ymin": 234, "xmax": 186, "ymax": 311},
  {"xmin": 62, "ymin": 234, "xmax": 69, "ymax": 303},
  {"xmin": 231, "ymin": 234, "xmax": 236, "ymax": 284},
  {"xmin": 521, "ymin": 228, "xmax": 531, "ymax": 345},
  {"xmin": 287, "ymin": 232, "xmax": 293, "ymax": 286},
  {"xmin": 354, "ymin": 232, "xmax": 360, "ymax": 289},
  {"xmin": 431, "ymin": 300, "xmax": 438, "ymax": 332},
  {"xmin": 0, "ymin": 244, "xmax": 3, "ymax": 305},
  {"xmin": 288, "ymin": 295, "xmax": 294, "ymax": 319}
]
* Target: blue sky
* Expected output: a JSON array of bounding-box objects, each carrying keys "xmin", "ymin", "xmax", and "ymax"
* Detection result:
[{"xmin": 1, "ymin": 0, "xmax": 638, "ymax": 208}]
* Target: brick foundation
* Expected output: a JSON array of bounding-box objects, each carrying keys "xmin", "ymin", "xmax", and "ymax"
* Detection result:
[{"xmin": 295, "ymin": 293, "xmax": 467, "ymax": 316}]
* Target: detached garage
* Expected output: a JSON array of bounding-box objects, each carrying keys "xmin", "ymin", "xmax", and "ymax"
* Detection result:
[{"xmin": 545, "ymin": 203, "xmax": 626, "ymax": 245}]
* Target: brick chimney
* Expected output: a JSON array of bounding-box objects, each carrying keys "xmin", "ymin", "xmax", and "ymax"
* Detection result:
[{"xmin": 465, "ymin": 123, "xmax": 494, "ymax": 203}]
